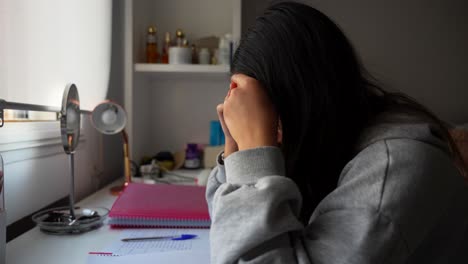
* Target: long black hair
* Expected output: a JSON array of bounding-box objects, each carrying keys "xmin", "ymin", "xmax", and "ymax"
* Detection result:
[{"xmin": 231, "ymin": 2, "xmax": 465, "ymax": 223}]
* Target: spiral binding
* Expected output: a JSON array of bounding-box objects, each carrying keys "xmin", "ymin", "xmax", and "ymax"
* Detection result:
[{"xmin": 108, "ymin": 216, "xmax": 211, "ymax": 228}]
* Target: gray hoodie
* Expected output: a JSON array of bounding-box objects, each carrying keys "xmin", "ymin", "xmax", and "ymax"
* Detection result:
[{"xmin": 206, "ymin": 120, "xmax": 468, "ymax": 263}]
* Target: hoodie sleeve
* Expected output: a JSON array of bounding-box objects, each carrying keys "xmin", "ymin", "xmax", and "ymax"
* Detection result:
[
  {"xmin": 207, "ymin": 138, "xmax": 467, "ymax": 264},
  {"xmin": 206, "ymin": 155, "xmax": 226, "ymax": 218}
]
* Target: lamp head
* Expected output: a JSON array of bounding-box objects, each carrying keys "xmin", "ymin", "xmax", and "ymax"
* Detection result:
[{"xmin": 91, "ymin": 101, "xmax": 127, "ymax": 135}]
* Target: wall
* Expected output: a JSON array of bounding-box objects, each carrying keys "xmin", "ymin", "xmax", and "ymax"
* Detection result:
[
  {"xmin": 131, "ymin": 73, "xmax": 229, "ymax": 160},
  {"xmin": 242, "ymin": 0, "xmax": 468, "ymax": 123},
  {"xmin": 104, "ymin": 0, "xmax": 126, "ymax": 178},
  {"xmin": 148, "ymin": 75, "xmax": 229, "ymax": 154}
]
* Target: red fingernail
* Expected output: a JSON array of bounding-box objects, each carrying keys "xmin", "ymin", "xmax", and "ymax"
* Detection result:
[{"xmin": 230, "ymin": 82, "xmax": 238, "ymax": 89}]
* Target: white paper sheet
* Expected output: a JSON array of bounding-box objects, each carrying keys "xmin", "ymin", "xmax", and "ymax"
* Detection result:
[{"xmin": 103, "ymin": 228, "xmax": 210, "ymax": 256}]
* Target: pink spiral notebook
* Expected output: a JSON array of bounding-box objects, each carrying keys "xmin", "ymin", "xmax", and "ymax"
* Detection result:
[{"xmin": 108, "ymin": 183, "xmax": 210, "ymax": 228}]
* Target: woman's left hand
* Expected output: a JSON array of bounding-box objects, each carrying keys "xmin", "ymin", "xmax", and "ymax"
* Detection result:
[
  {"xmin": 222, "ymin": 74, "xmax": 278, "ymax": 151},
  {"xmin": 217, "ymin": 103, "xmax": 238, "ymax": 158}
]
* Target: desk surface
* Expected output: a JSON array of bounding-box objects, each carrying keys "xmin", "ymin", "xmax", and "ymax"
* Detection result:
[
  {"xmin": 7, "ymin": 169, "xmax": 210, "ymax": 264},
  {"xmin": 6, "ymin": 180, "xmax": 122, "ymax": 264}
]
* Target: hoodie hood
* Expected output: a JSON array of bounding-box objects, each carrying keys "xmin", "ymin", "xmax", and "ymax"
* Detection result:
[{"xmin": 356, "ymin": 112, "xmax": 450, "ymax": 155}]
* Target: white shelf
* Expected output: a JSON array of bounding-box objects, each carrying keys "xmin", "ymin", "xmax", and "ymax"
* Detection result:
[
  {"xmin": 134, "ymin": 63, "xmax": 230, "ymax": 74},
  {"xmin": 125, "ymin": 0, "xmax": 241, "ymax": 162}
]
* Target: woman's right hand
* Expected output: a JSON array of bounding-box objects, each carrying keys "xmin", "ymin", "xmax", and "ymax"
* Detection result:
[
  {"xmin": 222, "ymin": 74, "xmax": 278, "ymax": 152},
  {"xmin": 217, "ymin": 103, "xmax": 238, "ymax": 158}
]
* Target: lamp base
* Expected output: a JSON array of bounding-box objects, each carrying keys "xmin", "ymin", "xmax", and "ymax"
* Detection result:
[{"xmin": 110, "ymin": 182, "xmax": 128, "ymax": 196}]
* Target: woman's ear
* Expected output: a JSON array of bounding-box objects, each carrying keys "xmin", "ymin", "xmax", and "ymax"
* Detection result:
[{"xmin": 277, "ymin": 119, "xmax": 283, "ymax": 144}]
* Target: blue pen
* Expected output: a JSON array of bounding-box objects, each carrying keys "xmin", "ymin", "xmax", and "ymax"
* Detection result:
[{"xmin": 121, "ymin": 234, "xmax": 197, "ymax": 242}]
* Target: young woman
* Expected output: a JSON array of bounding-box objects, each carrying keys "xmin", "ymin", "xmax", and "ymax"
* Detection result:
[{"xmin": 206, "ymin": 2, "xmax": 468, "ymax": 263}]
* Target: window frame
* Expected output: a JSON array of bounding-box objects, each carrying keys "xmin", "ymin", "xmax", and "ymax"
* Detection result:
[{"xmin": 0, "ymin": 120, "xmax": 85, "ymax": 153}]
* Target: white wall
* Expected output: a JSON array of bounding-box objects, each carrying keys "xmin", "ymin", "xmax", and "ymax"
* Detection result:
[
  {"xmin": 148, "ymin": 75, "xmax": 228, "ymax": 154},
  {"xmin": 243, "ymin": 0, "xmax": 468, "ymax": 123},
  {"xmin": 130, "ymin": 73, "xmax": 229, "ymax": 162}
]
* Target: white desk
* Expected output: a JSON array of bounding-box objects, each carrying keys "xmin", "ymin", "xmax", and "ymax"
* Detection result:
[
  {"xmin": 6, "ymin": 169, "xmax": 211, "ymax": 264},
  {"xmin": 6, "ymin": 181, "xmax": 122, "ymax": 264},
  {"xmin": 6, "ymin": 170, "xmax": 209, "ymax": 264}
]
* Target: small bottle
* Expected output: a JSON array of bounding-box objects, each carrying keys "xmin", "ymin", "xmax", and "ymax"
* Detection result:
[
  {"xmin": 218, "ymin": 34, "xmax": 231, "ymax": 65},
  {"xmin": 198, "ymin": 48, "xmax": 210, "ymax": 65},
  {"xmin": 161, "ymin": 32, "xmax": 171, "ymax": 64},
  {"xmin": 175, "ymin": 29, "xmax": 185, "ymax": 47},
  {"xmin": 146, "ymin": 26, "xmax": 159, "ymax": 63},
  {"xmin": 184, "ymin": 143, "xmax": 201, "ymax": 169}
]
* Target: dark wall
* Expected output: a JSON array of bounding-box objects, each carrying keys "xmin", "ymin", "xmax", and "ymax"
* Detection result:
[{"xmin": 242, "ymin": 0, "xmax": 468, "ymax": 123}]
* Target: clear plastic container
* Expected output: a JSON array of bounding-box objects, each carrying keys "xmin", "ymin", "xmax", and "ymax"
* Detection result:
[{"xmin": 218, "ymin": 33, "xmax": 232, "ymax": 65}]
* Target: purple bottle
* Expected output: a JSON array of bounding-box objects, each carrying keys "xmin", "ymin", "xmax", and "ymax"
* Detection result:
[{"xmin": 184, "ymin": 143, "xmax": 201, "ymax": 169}]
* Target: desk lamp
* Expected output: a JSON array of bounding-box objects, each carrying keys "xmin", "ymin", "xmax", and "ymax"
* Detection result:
[{"xmin": 90, "ymin": 101, "xmax": 130, "ymax": 195}]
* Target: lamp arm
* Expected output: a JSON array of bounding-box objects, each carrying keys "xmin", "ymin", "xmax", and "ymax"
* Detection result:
[{"xmin": 122, "ymin": 129, "xmax": 132, "ymax": 185}]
